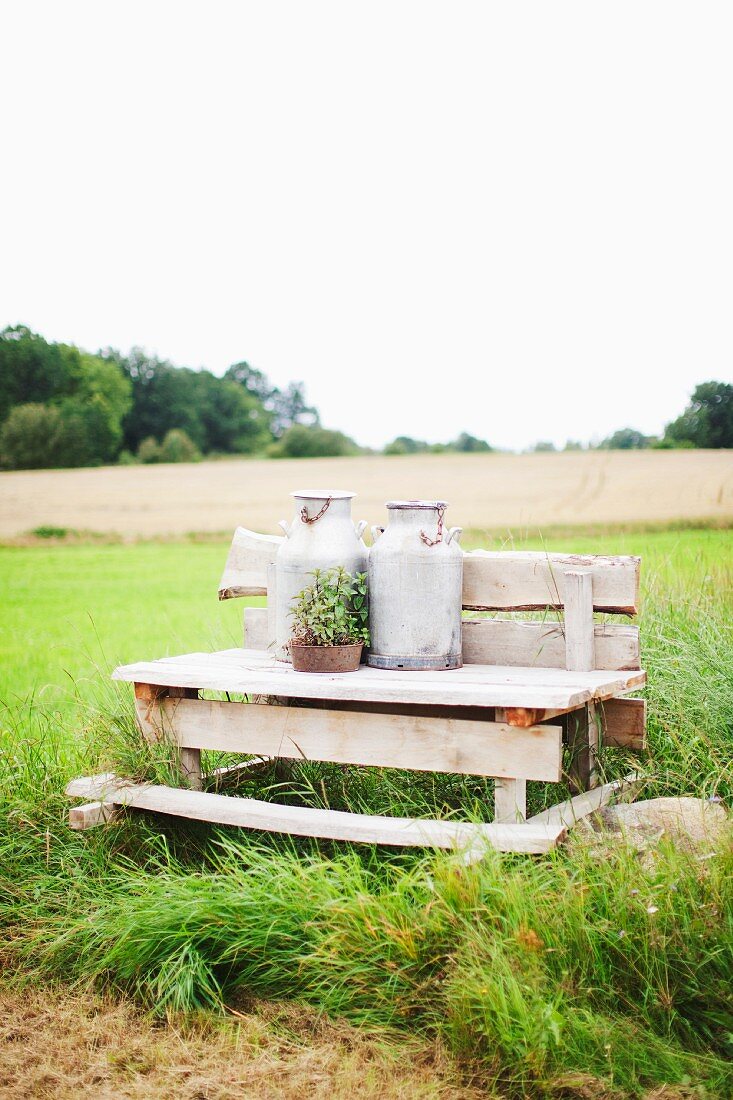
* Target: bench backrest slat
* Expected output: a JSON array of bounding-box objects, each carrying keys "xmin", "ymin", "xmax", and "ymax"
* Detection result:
[
  {"xmin": 244, "ymin": 607, "xmax": 640, "ymax": 671},
  {"xmin": 220, "ymin": 528, "xmax": 640, "ymax": 615}
]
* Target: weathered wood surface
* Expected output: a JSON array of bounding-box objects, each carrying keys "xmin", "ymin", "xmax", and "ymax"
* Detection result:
[
  {"xmin": 600, "ymin": 697, "xmax": 647, "ymax": 750},
  {"xmin": 528, "ymin": 772, "xmax": 642, "ymax": 828},
  {"xmin": 563, "ymin": 571, "xmax": 596, "ymax": 674},
  {"xmin": 462, "ymin": 618, "xmax": 640, "ymax": 670},
  {"xmin": 563, "ymin": 572, "xmax": 598, "ymax": 791},
  {"xmin": 135, "ymin": 684, "xmax": 202, "ymax": 790},
  {"xmin": 218, "ymin": 527, "xmax": 283, "ymax": 599},
  {"xmin": 244, "ymin": 607, "xmax": 642, "ymax": 669},
  {"xmin": 68, "ymin": 800, "xmax": 123, "ymax": 830},
  {"xmin": 244, "ymin": 606, "xmax": 271, "ymax": 651},
  {"xmin": 135, "ymin": 697, "xmax": 563, "ymax": 781},
  {"xmin": 65, "ymin": 774, "xmax": 567, "ymax": 852},
  {"xmin": 66, "ymin": 759, "xmax": 271, "ymax": 828},
  {"xmin": 217, "ymin": 530, "xmax": 640, "ymax": 614},
  {"xmin": 463, "ymin": 551, "xmax": 640, "ymax": 614},
  {"xmin": 114, "ymin": 649, "xmax": 645, "ymax": 711},
  {"xmin": 493, "ymin": 706, "xmax": 527, "ymax": 823}
]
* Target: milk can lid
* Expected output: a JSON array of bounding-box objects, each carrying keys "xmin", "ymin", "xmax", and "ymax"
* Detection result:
[
  {"xmin": 385, "ymin": 500, "xmax": 448, "ymax": 510},
  {"xmin": 291, "ymin": 489, "xmax": 356, "ymax": 500}
]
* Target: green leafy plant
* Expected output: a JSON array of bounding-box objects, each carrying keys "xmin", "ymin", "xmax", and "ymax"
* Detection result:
[{"xmin": 290, "ymin": 567, "xmax": 369, "ymax": 648}]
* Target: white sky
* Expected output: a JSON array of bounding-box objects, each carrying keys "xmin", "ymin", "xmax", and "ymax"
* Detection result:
[{"xmin": 1, "ymin": 1, "xmax": 731, "ymax": 450}]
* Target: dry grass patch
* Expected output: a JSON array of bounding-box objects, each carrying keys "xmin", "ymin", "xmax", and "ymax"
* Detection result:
[{"xmin": 0, "ymin": 986, "xmax": 481, "ymax": 1100}]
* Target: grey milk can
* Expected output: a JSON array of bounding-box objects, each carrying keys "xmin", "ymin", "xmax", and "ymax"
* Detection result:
[
  {"xmin": 275, "ymin": 489, "xmax": 368, "ymax": 660},
  {"xmin": 367, "ymin": 500, "xmax": 463, "ymax": 670}
]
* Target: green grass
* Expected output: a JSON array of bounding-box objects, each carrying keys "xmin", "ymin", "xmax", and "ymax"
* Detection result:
[
  {"xmin": 1, "ymin": 529, "xmax": 732, "ymax": 1097},
  {"xmin": 0, "ymin": 542, "xmax": 247, "ymax": 713}
]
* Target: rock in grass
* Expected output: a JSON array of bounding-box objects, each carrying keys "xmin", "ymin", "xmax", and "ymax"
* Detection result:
[{"xmin": 594, "ymin": 796, "xmax": 729, "ymax": 856}]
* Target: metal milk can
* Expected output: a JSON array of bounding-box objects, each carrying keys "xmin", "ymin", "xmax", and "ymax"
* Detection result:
[
  {"xmin": 367, "ymin": 501, "xmax": 463, "ymax": 670},
  {"xmin": 275, "ymin": 489, "xmax": 368, "ymax": 660}
]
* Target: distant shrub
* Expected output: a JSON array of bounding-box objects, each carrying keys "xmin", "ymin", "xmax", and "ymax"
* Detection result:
[
  {"xmin": 137, "ymin": 436, "xmax": 162, "ymax": 463},
  {"xmin": 268, "ymin": 425, "xmax": 359, "ymax": 459},
  {"xmin": 137, "ymin": 430, "xmax": 201, "ymax": 464},
  {"xmin": 117, "ymin": 449, "xmax": 137, "ymax": 465},
  {"xmin": 159, "ymin": 429, "xmax": 201, "ymax": 463},
  {"xmin": 383, "ymin": 435, "xmax": 430, "ymax": 455},
  {"xmin": 31, "ymin": 525, "xmax": 68, "ymax": 539},
  {"xmin": 0, "ymin": 403, "xmax": 65, "ymax": 469}
]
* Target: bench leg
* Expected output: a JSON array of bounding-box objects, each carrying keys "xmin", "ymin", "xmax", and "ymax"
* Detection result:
[
  {"xmin": 134, "ymin": 683, "xmax": 203, "ymax": 791},
  {"xmin": 494, "ymin": 707, "xmax": 527, "ymax": 822},
  {"xmin": 494, "ymin": 778, "xmax": 527, "ymax": 823},
  {"xmin": 567, "ymin": 702, "xmax": 599, "ymax": 793}
]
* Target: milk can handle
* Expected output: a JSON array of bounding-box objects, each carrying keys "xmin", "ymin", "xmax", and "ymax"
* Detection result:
[
  {"xmin": 355, "ymin": 520, "xmax": 368, "ymax": 540},
  {"xmin": 446, "ymin": 526, "xmax": 463, "ymax": 545},
  {"xmin": 371, "ymin": 525, "xmax": 385, "ymax": 543},
  {"xmin": 278, "ymin": 519, "xmax": 291, "ymax": 538}
]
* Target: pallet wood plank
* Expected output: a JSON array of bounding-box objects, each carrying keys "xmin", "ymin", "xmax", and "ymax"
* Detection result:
[
  {"xmin": 462, "ymin": 618, "xmax": 640, "ymax": 671},
  {"xmin": 564, "ymin": 571, "xmax": 595, "ymax": 674},
  {"xmin": 169, "ymin": 687, "xmax": 202, "ymax": 790},
  {"xmin": 567, "ymin": 704, "xmax": 599, "ymax": 793},
  {"xmin": 66, "ymin": 758, "xmax": 271, "ymax": 827},
  {"xmin": 600, "ymin": 697, "xmax": 647, "ymax": 750},
  {"xmin": 218, "ymin": 527, "xmax": 282, "ymax": 599},
  {"xmin": 244, "ymin": 606, "xmax": 271, "ymax": 650},
  {"xmin": 463, "ymin": 551, "xmax": 640, "ymax": 614},
  {"xmin": 563, "ymin": 572, "xmax": 598, "ymax": 791},
  {"xmin": 528, "ymin": 771, "xmax": 642, "ymax": 828},
  {"xmin": 65, "ymin": 775, "xmax": 566, "ymax": 853},
  {"xmin": 218, "ymin": 534, "xmax": 640, "ymax": 614},
  {"xmin": 68, "ymin": 801, "xmax": 123, "ymax": 830},
  {"xmin": 138, "ymin": 698, "xmax": 563, "ymax": 781},
  {"xmin": 493, "ymin": 707, "xmax": 527, "ymax": 822},
  {"xmin": 245, "ymin": 610, "xmax": 642, "ymax": 671},
  {"xmin": 113, "ymin": 649, "xmax": 645, "ymax": 711}
]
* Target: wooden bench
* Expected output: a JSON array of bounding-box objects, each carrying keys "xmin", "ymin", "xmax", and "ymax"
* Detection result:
[{"xmin": 66, "ymin": 527, "xmax": 646, "ymax": 856}]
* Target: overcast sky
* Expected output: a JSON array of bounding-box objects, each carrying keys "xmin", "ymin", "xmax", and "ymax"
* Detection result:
[{"xmin": 1, "ymin": 1, "xmax": 731, "ymax": 450}]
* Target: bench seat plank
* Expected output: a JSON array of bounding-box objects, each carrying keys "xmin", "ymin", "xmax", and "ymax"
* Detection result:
[{"xmin": 113, "ymin": 648, "xmax": 644, "ymax": 711}]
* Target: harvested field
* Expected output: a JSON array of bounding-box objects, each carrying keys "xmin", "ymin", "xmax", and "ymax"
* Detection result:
[{"xmin": 1, "ymin": 450, "xmax": 731, "ymax": 539}]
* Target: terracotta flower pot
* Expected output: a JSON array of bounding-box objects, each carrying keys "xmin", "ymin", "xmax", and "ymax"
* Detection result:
[{"xmin": 290, "ymin": 643, "xmax": 364, "ymax": 673}]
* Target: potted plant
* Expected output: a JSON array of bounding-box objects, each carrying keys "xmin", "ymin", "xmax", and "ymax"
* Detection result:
[{"xmin": 289, "ymin": 566, "xmax": 369, "ymax": 673}]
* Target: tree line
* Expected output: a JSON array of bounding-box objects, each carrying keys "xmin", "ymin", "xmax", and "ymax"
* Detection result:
[{"xmin": 0, "ymin": 325, "xmax": 730, "ymax": 469}]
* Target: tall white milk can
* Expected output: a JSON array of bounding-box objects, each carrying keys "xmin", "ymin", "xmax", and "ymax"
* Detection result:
[
  {"xmin": 367, "ymin": 501, "xmax": 463, "ymax": 670},
  {"xmin": 275, "ymin": 490, "xmax": 368, "ymax": 660}
]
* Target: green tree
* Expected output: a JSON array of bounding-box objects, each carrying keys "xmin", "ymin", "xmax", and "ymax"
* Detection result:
[
  {"xmin": 663, "ymin": 382, "xmax": 733, "ymax": 448},
  {"xmin": 195, "ymin": 373, "xmax": 270, "ymax": 454},
  {"xmin": 109, "ymin": 350, "xmax": 273, "ymax": 455},
  {"xmin": 104, "ymin": 349, "xmax": 206, "ymax": 451},
  {"xmin": 53, "ymin": 349, "xmax": 133, "ymax": 465},
  {"xmin": 451, "ymin": 432, "xmax": 492, "ymax": 453},
  {"xmin": 225, "ymin": 364, "xmax": 318, "ymax": 438},
  {"xmin": 599, "ymin": 428, "xmax": 651, "ymax": 450},
  {"xmin": 383, "ymin": 436, "xmax": 430, "ymax": 455},
  {"xmin": 0, "ymin": 326, "xmax": 71, "ymax": 423}
]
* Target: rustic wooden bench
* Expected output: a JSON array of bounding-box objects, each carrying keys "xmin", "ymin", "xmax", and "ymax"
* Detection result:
[{"xmin": 66, "ymin": 527, "xmax": 646, "ymax": 856}]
